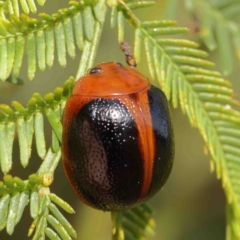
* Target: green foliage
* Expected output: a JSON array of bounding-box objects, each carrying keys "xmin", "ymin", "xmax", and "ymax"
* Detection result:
[
  {"xmin": 0, "ymin": 0, "xmax": 105, "ymax": 81},
  {"xmin": 0, "ymin": 0, "xmax": 240, "ymax": 240},
  {"xmin": 112, "ymin": 203, "xmax": 155, "ymax": 240},
  {"xmin": 117, "ymin": 2, "xmax": 240, "ymax": 239},
  {"xmin": 0, "ymin": 0, "xmax": 46, "ymax": 17},
  {"xmin": 0, "ymin": 77, "xmax": 74, "ymax": 172},
  {"xmin": 0, "ymin": 173, "xmax": 76, "ymax": 239},
  {"xmin": 166, "ymin": 0, "xmax": 240, "ymax": 76}
]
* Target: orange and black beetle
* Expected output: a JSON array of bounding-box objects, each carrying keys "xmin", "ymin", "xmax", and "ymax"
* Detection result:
[{"xmin": 62, "ymin": 62, "xmax": 174, "ymax": 211}]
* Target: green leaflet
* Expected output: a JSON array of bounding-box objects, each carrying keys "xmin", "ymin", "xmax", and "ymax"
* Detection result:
[
  {"xmin": 45, "ymin": 227, "xmax": 61, "ymax": 240},
  {"xmin": 0, "ymin": 195, "xmax": 10, "ymax": 230},
  {"xmin": 30, "ymin": 190, "xmax": 39, "ymax": 219},
  {"xmin": 73, "ymin": 12, "xmax": 84, "ymax": 51},
  {"xmin": 34, "ymin": 112, "xmax": 46, "ymax": 159},
  {"xmin": 0, "ymin": 123, "xmax": 14, "ymax": 173},
  {"xmin": 48, "ymin": 203, "xmax": 76, "ymax": 238},
  {"xmin": 27, "ymin": 33, "xmax": 37, "ymax": 80},
  {"xmin": 12, "ymin": 36, "xmax": 25, "ymax": 77},
  {"xmin": 83, "ymin": 6, "xmax": 95, "ymax": 41},
  {"xmin": 6, "ymin": 192, "xmax": 21, "ymax": 235},
  {"xmin": 48, "ymin": 194, "xmax": 75, "ymax": 214},
  {"xmin": 15, "ymin": 190, "xmax": 30, "ymax": 225},
  {"xmin": 36, "ymin": 30, "xmax": 46, "ymax": 71},
  {"xmin": 7, "ymin": 38, "xmax": 15, "ymax": 77},
  {"xmin": 45, "ymin": 27, "xmax": 54, "ymax": 68},
  {"xmin": 117, "ymin": 11, "xmax": 125, "ymax": 43},
  {"xmin": 47, "ymin": 215, "xmax": 72, "ymax": 240},
  {"xmin": 32, "ymin": 209, "xmax": 48, "ymax": 240},
  {"xmin": 17, "ymin": 117, "xmax": 30, "ymax": 167},
  {"xmin": 0, "ymin": 39, "xmax": 7, "ymax": 81},
  {"xmin": 63, "ymin": 17, "xmax": 76, "ymax": 59},
  {"xmin": 55, "ymin": 22, "xmax": 67, "ymax": 68}
]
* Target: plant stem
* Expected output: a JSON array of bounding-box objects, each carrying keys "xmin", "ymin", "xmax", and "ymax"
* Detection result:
[{"xmin": 111, "ymin": 212, "xmax": 124, "ymax": 240}]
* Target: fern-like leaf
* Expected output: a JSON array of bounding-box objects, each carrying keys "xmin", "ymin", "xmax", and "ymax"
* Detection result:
[
  {"xmin": 0, "ymin": 77, "xmax": 74, "ymax": 174},
  {"xmin": 0, "ymin": 130, "xmax": 77, "ymax": 239},
  {"xmin": 0, "ymin": 1, "xmax": 106, "ymax": 81},
  {"xmin": 167, "ymin": 0, "xmax": 240, "ymax": 76},
  {"xmin": 0, "ymin": 174, "xmax": 45, "ymax": 234},
  {"xmin": 0, "ymin": 0, "xmax": 105, "ymax": 172},
  {"xmin": 0, "ymin": 1, "xmax": 106, "ymax": 237},
  {"xmin": 112, "ymin": 203, "xmax": 155, "ymax": 240},
  {"xmin": 115, "ymin": 1, "xmax": 240, "ymax": 239},
  {"xmin": 1, "ymin": 1, "xmax": 240, "ymax": 239},
  {"xmin": 0, "ymin": 0, "xmax": 46, "ymax": 17},
  {"xmin": 28, "ymin": 187, "xmax": 77, "ymax": 240}
]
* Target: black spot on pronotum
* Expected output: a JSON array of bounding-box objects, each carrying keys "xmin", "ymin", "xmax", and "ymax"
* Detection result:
[{"xmin": 89, "ymin": 67, "xmax": 102, "ymax": 74}]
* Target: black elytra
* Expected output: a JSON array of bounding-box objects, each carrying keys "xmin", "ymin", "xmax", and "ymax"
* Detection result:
[{"xmin": 62, "ymin": 62, "xmax": 174, "ymax": 211}]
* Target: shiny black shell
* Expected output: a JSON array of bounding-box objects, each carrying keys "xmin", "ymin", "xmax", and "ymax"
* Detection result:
[{"xmin": 62, "ymin": 62, "xmax": 174, "ymax": 211}]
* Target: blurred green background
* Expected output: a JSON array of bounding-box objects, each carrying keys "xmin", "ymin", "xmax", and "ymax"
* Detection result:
[{"xmin": 1, "ymin": 0, "xmax": 239, "ymax": 239}]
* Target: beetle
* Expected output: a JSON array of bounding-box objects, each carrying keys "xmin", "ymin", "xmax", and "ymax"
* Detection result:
[{"xmin": 62, "ymin": 62, "xmax": 174, "ymax": 211}]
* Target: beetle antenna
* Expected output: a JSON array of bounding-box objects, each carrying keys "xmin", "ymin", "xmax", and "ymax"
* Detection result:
[{"xmin": 120, "ymin": 40, "xmax": 137, "ymax": 67}]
